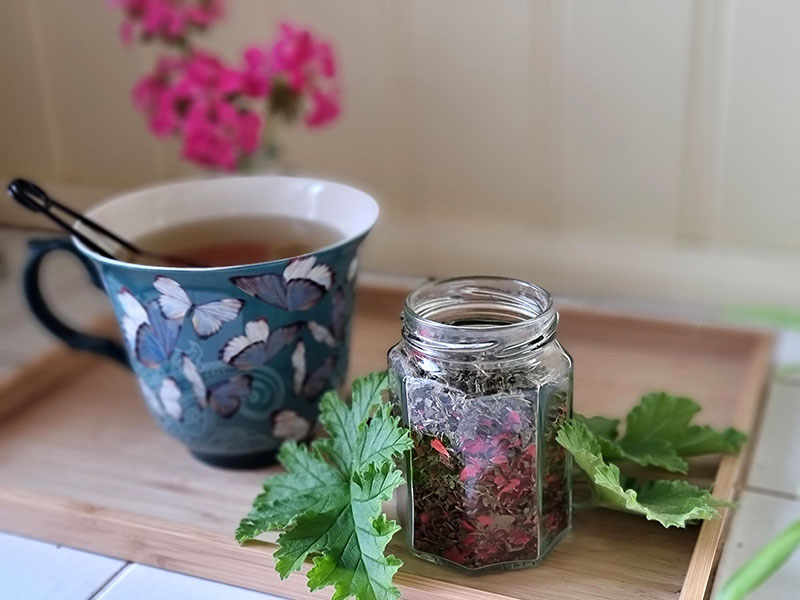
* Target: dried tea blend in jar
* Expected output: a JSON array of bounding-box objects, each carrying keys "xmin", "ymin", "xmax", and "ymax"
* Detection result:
[{"xmin": 388, "ymin": 277, "xmax": 573, "ymax": 573}]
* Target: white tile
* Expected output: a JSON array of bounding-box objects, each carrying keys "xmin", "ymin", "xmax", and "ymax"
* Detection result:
[
  {"xmin": 748, "ymin": 382, "xmax": 800, "ymax": 497},
  {"xmin": 96, "ymin": 565, "xmax": 287, "ymax": 600},
  {"xmin": 713, "ymin": 491, "xmax": 800, "ymax": 599},
  {"xmin": 775, "ymin": 331, "xmax": 800, "ymax": 370},
  {"xmin": 0, "ymin": 533, "xmax": 124, "ymax": 600}
]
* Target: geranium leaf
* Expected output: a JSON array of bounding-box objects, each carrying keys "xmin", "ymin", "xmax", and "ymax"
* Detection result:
[
  {"xmin": 557, "ymin": 419, "xmax": 730, "ymax": 528},
  {"xmin": 237, "ymin": 371, "xmax": 412, "ymax": 600}
]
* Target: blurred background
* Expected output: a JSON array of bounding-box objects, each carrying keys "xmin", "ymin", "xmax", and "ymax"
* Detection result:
[
  {"xmin": 1, "ymin": 0, "xmax": 799, "ymax": 308},
  {"xmin": 1, "ymin": 5, "xmax": 800, "ymax": 596}
]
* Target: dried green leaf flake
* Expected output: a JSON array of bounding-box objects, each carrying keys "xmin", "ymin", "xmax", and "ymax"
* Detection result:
[{"xmin": 237, "ymin": 371, "xmax": 412, "ymax": 600}]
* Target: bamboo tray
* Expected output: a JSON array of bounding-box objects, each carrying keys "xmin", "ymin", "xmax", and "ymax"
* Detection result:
[{"xmin": 0, "ymin": 287, "xmax": 774, "ymax": 600}]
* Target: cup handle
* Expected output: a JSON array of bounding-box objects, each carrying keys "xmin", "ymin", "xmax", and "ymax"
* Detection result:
[{"xmin": 23, "ymin": 237, "xmax": 130, "ymax": 367}]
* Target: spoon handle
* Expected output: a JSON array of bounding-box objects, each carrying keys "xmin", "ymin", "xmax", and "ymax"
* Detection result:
[{"xmin": 7, "ymin": 178, "xmax": 205, "ymax": 268}]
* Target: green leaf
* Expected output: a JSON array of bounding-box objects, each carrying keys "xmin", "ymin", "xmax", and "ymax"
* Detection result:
[
  {"xmin": 575, "ymin": 414, "xmax": 620, "ymax": 440},
  {"xmin": 624, "ymin": 393, "xmax": 746, "ymax": 457},
  {"xmin": 672, "ymin": 426, "xmax": 748, "ymax": 456},
  {"xmin": 237, "ymin": 371, "xmax": 412, "ymax": 600},
  {"xmin": 615, "ymin": 438, "xmax": 688, "ymax": 473},
  {"xmin": 586, "ymin": 393, "xmax": 748, "ymax": 473},
  {"xmin": 317, "ymin": 371, "xmax": 392, "ymax": 474},
  {"xmin": 633, "ymin": 480, "xmax": 729, "ymax": 527},
  {"xmin": 235, "ymin": 443, "xmax": 347, "ymax": 543},
  {"xmin": 614, "ymin": 392, "xmax": 698, "ymax": 472},
  {"xmin": 556, "ymin": 419, "xmax": 729, "ymax": 528},
  {"xmin": 303, "ymin": 464, "xmax": 404, "ymax": 600}
]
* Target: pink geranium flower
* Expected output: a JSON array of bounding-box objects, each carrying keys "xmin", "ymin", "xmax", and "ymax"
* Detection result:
[
  {"xmin": 111, "ymin": 0, "xmax": 225, "ymax": 45},
  {"xmin": 240, "ymin": 46, "xmax": 271, "ymax": 98},
  {"xmin": 181, "ymin": 99, "xmax": 262, "ymax": 171},
  {"xmin": 131, "ymin": 55, "xmax": 184, "ymax": 136},
  {"xmin": 305, "ymin": 87, "xmax": 340, "ymax": 128},
  {"xmin": 184, "ymin": 51, "xmax": 243, "ymax": 96},
  {"xmin": 132, "ymin": 48, "xmax": 263, "ymax": 169},
  {"xmin": 112, "ymin": 0, "xmax": 341, "ymax": 171},
  {"xmin": 240, "ymin": 22, "xmax": 340, "ymax": 127},
  {"xmin": 268, "ymin": 23, "xmax": 318, "ymax": 92},
  {"xmin": 267, "ymin": 23, "xmax": 338, "ymax": 95}
]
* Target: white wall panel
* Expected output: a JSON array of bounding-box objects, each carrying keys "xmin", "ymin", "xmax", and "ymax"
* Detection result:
[
  {"xmin": 268, "ymin": 1, "xmax": 413, "ymax": 212},
  {"xmin": 557, "ymin": 0, "xmax": 693, "ymax": 238},
  {"xmin": 405, "ymin": 0, "xmax": 540, "ymax": 222},
  {"xmin": 717, "ymin": 0, "xmax": 800, "ymax": 251},
  {"xmin": 0, "ymin": 0, "xmax": 57, "ymax": 174},
  {"xmin": 34, "ymin": 0, "xmax": 160, "ymax": 187}
]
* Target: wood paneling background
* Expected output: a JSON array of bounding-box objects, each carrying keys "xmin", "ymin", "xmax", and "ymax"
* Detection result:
[{"xmin": 2, "ymin": 0, "xmax": 799, "ymax": 307}]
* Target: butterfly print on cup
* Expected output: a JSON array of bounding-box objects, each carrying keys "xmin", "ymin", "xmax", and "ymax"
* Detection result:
[
  {"xmin": 230, "ymin": 256, "xmax": 333, "ymax": 311},
  {"xmin": 119, "ymin": 288, "xmax": 181, "ymax": 368},
  {"xmin": 271, "ymin": 409, "xmax": 311, "ymax": 441},
  {"xmin": 181, "ymin": 354, "xmax": 252, "ymax": 418},
  {"xmin": 306, "ymin": 287, "xmax": 347, "ymax": 348},
  {"xmin": 154, "ymin": 276, "xmax": 243, "ymax": 339},
  {"xmin": 347, "ymin": 256, "xmax": 358, "ymax": 283},
  {"xmin": 138, "ymin": 376, "xmax": 182, "ymax": 421},
  {"xmin": 291, "ymin": 340, "xmax": 338, "ymax": 399},
  {"xmin": 220, "ymin": 318, "xmax": 300, "ymax": 370}
]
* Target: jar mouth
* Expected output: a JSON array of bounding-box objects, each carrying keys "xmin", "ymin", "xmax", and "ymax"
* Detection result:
[
  {"xmin": 403, "ymin": 277, "xmax": 557, "ymax": 360},
  {"xmin": 405, "ymin": 276, "xmax": 553, "ymax": 329}
]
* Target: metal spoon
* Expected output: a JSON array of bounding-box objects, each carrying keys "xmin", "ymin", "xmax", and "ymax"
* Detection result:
[{"xmin": 7, "ymin": 178, "xmax": 206, "ymax": 268}]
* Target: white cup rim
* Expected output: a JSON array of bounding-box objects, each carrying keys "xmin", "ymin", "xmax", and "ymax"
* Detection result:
[{"xmin": 73, "ymin": 175, "xmax": 379, "ymax": 273}]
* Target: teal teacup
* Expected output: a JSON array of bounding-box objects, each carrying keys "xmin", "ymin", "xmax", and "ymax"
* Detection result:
[{"xmin": 23, "ymin": 176, "xmax": 378, "ymax": 468}]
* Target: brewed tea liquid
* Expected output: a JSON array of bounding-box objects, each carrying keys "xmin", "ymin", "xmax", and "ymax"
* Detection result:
[{"xmin": 125, "ymin": 216, "xmax": 343, "ymax": 267}]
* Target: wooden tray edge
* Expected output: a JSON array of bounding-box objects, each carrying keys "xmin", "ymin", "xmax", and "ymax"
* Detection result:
[
  {"xmin": 679, "ymin": 330, "xmax": 775, "ymax": 600},
  {"xmin": 0, "ymin": 487, "xmax": 518, "ymax": 600}
]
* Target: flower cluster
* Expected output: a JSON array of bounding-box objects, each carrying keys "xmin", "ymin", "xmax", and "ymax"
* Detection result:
[
  {"xmin": 112, "ymin": 1, "xmax": 340, "ymax": 170},
  {"xmin": 242, "ymin": 23, "xmax": 340, "ymax": 127},
  {"xmin": 132, "ymin": 52, "xmax": 262, "ymax": 170},
  {"xmin": 111, "ymin": 0, "xmax": 224, "ymax": 45}
]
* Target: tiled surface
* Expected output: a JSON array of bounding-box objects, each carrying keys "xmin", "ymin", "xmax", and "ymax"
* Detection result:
[
  {"xmin": 774, "ymin": 331, "xmax": 800, "ymax": 369},
  {"xmin": 0, "ymin": 533, "xmax": 125, "ymax": 600},
  {"xmin": 748, "ymin": 382, "xmax": 800, "ymax": 497},
  {"xmin": 712, "ymin": 492, "xmax": 800, "ymax": 600},
  {"xmin": 2, "ymin": 228, "xmax": 800, "ymax": 599},
  {"xmin": 96, "ymin": 565, "xmax": 286, "ymax": 600}
]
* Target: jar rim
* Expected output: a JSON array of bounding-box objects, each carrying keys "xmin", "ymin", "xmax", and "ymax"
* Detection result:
[
  {"xmin": 402, "ymin": 277, "xmax": 558, "ymax": 361},
  {"xmin": 404, "ymin": 276, "xmax": 554, "ymax": 332}
]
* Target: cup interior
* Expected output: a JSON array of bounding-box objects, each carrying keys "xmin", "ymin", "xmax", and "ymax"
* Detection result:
[{"xmin": 75, "ymin": 176, "xmax": 379, "ymax": 267}]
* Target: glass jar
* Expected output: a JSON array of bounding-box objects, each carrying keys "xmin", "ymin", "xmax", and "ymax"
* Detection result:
[{"xmin": 388, "ymin": 277, "xmax": 573, "ymax": 573}]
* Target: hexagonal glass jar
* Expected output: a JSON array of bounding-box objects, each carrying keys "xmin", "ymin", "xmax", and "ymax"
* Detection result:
[{"xmin": 388, "ymin": 277, "xmax": 573, "ymax": 573}]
